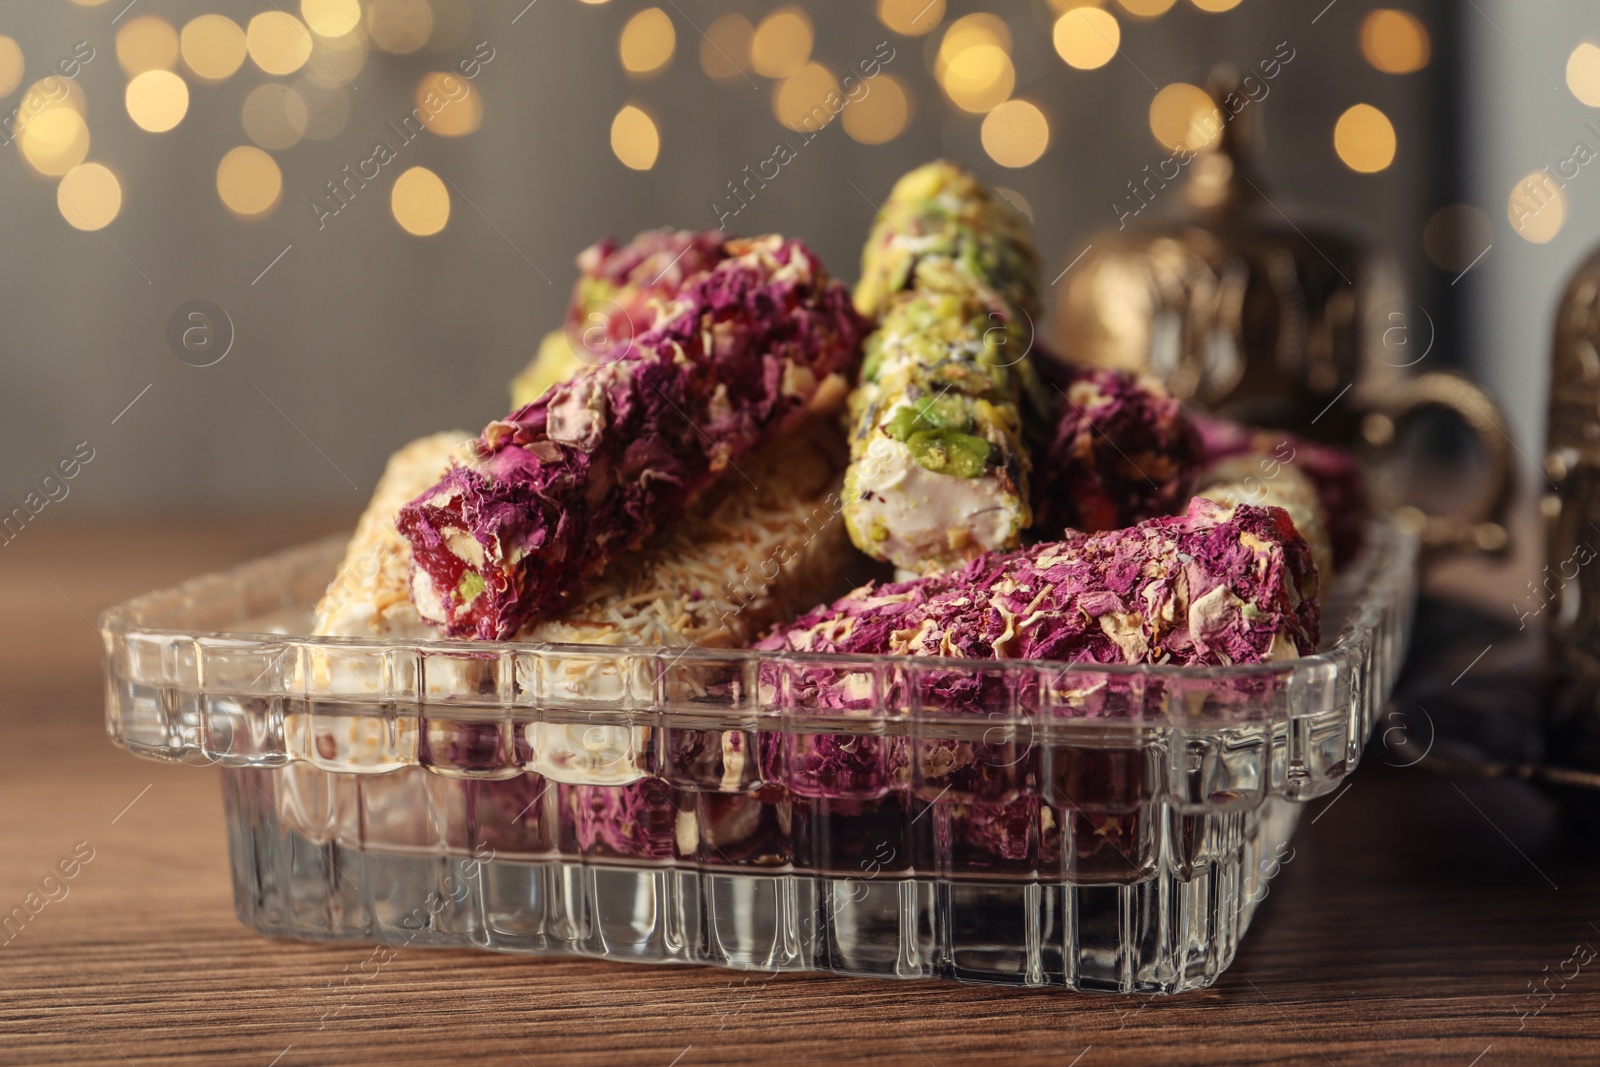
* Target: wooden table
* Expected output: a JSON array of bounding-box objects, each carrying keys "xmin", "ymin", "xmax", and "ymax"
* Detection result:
[{"xmin": 2, "ymin": 516, "xmax": 1597, "ymax": 1066}]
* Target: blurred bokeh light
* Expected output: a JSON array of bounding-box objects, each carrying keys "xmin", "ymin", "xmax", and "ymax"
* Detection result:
[
  {"xmin": 610, "ymin": 103, "xmax": 659, "ymax": 170},
  {"xmin": 1334, "ymin": 102, "xmax": 1397, "ymax": 172},
  {"xmin": 216, "ymin": 145, "xmax": 283, "ymax": 216},
  {"xmin": 391, "ymin": 165, "xmax": 450, "ymax": 236}
]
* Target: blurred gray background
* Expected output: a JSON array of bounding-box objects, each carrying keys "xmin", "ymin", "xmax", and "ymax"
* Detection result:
[{"xmin": 0, "ymin": 0, "xmax": 1592, "ymax": 515}]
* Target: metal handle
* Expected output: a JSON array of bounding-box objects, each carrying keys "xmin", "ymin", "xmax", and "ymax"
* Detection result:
[{"xmin": 1359, "ymin": 370, "xmax": 1516, "ymax": 555}]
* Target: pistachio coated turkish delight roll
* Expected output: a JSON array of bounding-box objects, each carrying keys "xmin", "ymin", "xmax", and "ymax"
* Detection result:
[
  {"xmin": 759, "ymin": 497, "xmax": 1320, "ymax": 667},
  {"xmin": 843, "ymin": 279, "xmax": 1032, "ymax": 574},
  {"xmin": 855, "ymin": 160, "xmax": 1041, "ymax": 323},
  {"xmin": 398, "ymin": 235, "xmax": 865, "ymax": 640}
]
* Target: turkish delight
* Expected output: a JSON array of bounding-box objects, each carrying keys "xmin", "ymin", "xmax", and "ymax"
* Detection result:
[
  {"xmin": 854, "ymin": 160, "xmax": 1041, "ymax": 323},
  {"xmin": 509, "ymin": 229, "xmax": 731, "ymax": 407},
  {"xmin": 843, "ymin": 278, "xmax": 1033, "ymax": 575},
  {"xmin": 1030, "ymin": 361, "xmax": 1203, "ymax": 537},
  {"xmin": 758, "ymin": 497, "xmax": 1320, "ymax": 668},
  {"xmin": 1193, "ymin": 413, "xmax": 1367, "ymax": 567},
  {"xmin": 398, "ymin": 235, "xmax": 865, "ymax": 639}
]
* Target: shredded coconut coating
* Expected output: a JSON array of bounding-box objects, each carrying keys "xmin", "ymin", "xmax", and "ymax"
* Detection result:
[
  {"xmin": 509, "ymin": 230, "xmax": 732, "ymax": 409},
  {"xmin": 854, "ymin": 160, "xmax": 1041, "ymax": 323},
  {"xmin": 758, "ymin": 497, "xmax": 1320, "ymax": 668},
  {"xmin": 398, "ymin": 235, "xmax": 866, "ymax": 640},
  {"xmin": 1193, "ymin": 413, "xmax": 1367, "ymax": 567},
  {"xmin": 1030, "ymin": 360, "xmax": 1204, "ymax": 537},
  {"xmin": 314, "ymin": 432, "xmax": 473, "ymax": 639},
  {"xmin": 844, "ymin": 278, "xmax": 1033, "ymax": 574}
]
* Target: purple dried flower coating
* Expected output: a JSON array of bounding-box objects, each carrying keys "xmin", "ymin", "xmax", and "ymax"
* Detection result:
[
  {"xmin": 569, "ymin": 229, "xmax": 731, "ymax": 354},
  {"xmin": 1192, "ymin": 413, "xmax": 1368, "ymax": 567},
  {"xmin": 398, "ymin": 236, "xmax": 866, "ymax": 639},
  {"xmin": 757, "ymin": 497, "xmax": 1319, "ymax": 668},
  {"xmin": 1031, "ymin": 359, "xmax": 1204, "ymax": 536}
]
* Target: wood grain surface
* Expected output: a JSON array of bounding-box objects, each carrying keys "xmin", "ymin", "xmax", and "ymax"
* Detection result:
[{"xmin": 1, "ymin": 515, "xmax": 1597, "ymax": 1067}]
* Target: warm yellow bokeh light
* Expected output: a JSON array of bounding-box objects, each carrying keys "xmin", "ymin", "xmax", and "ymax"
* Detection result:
[
  {"xmin": 391, "ymin": 166, "xmax": 450, "ymax": 236},
  {"xmin": 217, "ymin": 145, "xmax": 283, "ymax": 216},
  {"xmin": 17, "ymin": 77, "xmax": 87, "ymax": 126},
  {"xmin": 125, "ymin": 69, "xmax": 189, "ymax": 133},
  {"xmin": 982, "ymin": 98, "xmax": 1049, "ymax": 167},
  {"xmin": 1333, "ymin": 103, "xmax": 1396, "ymax": 173},
  {"xmin": 57, "ymin": 162, "xmax": 122, "ymax": 231},
  {"xmin": 942, "ymin": 44, "xmax": 1014, "ymax": 113},
  {"xmin": 248, "ymin": 12, "xmax": 314, "ymax": 76},
  {"xmin": 1190, "ymin": 0, "xmax": 1243, "ymax": 11},
  {"xmin": 610, "ymin": 104, "xmax": 660, "ymax": 169},
  {"xmin": 18, "ymin": 108, "xmax": 89, "ymax": 176},
  {"xmin": 619, "ymin": 8, "xmax": 675, "ymax": 77},
  {"xmin": 1053, "ymin": 8, "xmax": 1120, "ymax": 70},
  {"xmin": 116, "ymin": 16, "xmax": 179, "ymax": 76},
  {"xmin": 1567, "ymin": 43, "xmax": 1600, "ymax": 107},
  {"xmin": 1509, "ymin": 171, "xmax": 1566, "ymax": 245},
  {"xmin": 877, "ymin": 0, "xmax": 945, "ymax": 36},
  {"xmin": 302, "ymin": 0, "xmax": 363, "ymax": 38},
  {"xmin": 1423, "ymin": 203, "xmax": 1494, "ymax": 272},
  {"xmin": 181, "ymin": 15, "xmax": 248, "ymax": 82},
  {"xmin": 0, "ymin": 36, "xmax": 23, "ymax": 97},
  {"xmin": 700, "ymin": 14, "xmax": 753, "ymax": 80},
  {"xmin": 842, "ymin": 73, "xmax": 909, "ymax": 144},
  {"xmin": 368, "ymin": 0, "xmax": 435, "ymax": 55},
  {"xmin": 937, "ymin": 14, "xmax": 1011, "ymax": 77},
  {"xmin": 1360, "ymin": 9, "xmax": 1430, "ymax": 74},
  {"xmin": 1148, "ymin": 82, "xmax": 1220, "ymax": 152},
  {"xmin": 416, "ymin": 72, "xmax": 482, "ymax": 136},
  {"xmin": 774, "ymin": 62, "xmax": 840, "ymax": 132},
  {"xmin": 751, "ymin": 8, "xmax": 813, "ymax": 79},
  {"xmin": 242, "ymin": 83, "xmax": 308, "ymax": 149},
  {"xmin": 1118, "ymin": 0, "xmax": 1177, "ymax": 16}
]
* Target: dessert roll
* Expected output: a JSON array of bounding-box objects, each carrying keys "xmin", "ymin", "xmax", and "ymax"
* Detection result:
[
  {"xmin": 843, "ymin": 278, "xmax": 1032, "ymax": 575},
  {"xmin": 1193, "ymin": 413, "xmax": 1367, "ymax": 568},
  {"xmin": 398, "ymin": 235, "xmax": 865, "ymax": 640},
  {"xmin": 509, "ymin": 229, "xmax": 731, "ymax": 408},
  {"xmin": 1030, "ymin": 361, "xmax": 1203, "ymax": 537},
  {"xmin": 760, "ymin": 497, "xmax": 1320, "ymax": 668},
  {"xmin": 854, "ymin": 160, "xmax": 1041, "ymax": 323},
  {"xmin": 317, "ymin": 419, "xmax": 848, "ymax": 649},
  {"xmin": 1197, "ymin": 453, "xmax": 1335, "ymax": 584},
  {"xmin": 314, "ymin": 431, "xmax": 473, "ymax": 639}
]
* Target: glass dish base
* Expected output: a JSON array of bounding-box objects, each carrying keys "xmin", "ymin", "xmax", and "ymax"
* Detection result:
[
  {"xmin": 106, "ymin": 518, "xmax": 1417, "ymax": 994},
  {"xmin": 227, "ymin": 764, "xmax": 1298, "ymax": 993}
]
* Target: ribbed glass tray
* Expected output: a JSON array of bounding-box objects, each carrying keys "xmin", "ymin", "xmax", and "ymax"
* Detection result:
[{"xmin": 103, "ymin": 518, "xmax": 1416, "ymax": 993}]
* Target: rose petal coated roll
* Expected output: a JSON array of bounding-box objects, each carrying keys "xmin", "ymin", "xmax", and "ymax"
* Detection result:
[{"xmin": 399, "ymin": 235, "xmax": 865, "ymax": 639}]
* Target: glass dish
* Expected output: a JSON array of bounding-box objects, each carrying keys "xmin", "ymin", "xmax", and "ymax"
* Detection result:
[{"xmin": 102, "ymin": 518, "xmax": 1417, "ymax": 993}]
